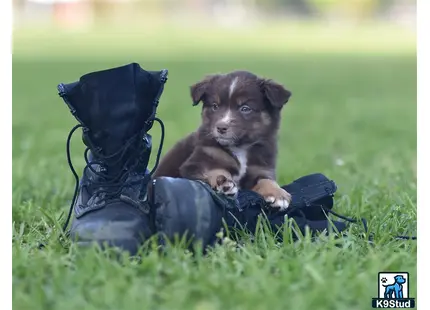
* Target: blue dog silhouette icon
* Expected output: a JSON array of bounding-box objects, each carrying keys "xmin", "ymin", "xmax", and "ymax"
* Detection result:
[{"xmin": 382, "ymin": 275, "xmax": 406, "ymax": 299}]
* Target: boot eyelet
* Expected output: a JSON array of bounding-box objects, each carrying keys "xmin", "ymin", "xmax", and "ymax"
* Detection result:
[
  {"xmin": 324, "ymin": 187, "xmax": 332, "ymax": 195},
  {"xmin": 301, "ymin": 197, "xmax": 310, "ymax": 207}
]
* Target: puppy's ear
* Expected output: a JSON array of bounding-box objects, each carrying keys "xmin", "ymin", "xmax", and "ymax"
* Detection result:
[
  {"xmin": 260, "ymin": 79, "xmax": 292, "ymax": 109},
  {"xmin": 190, "ymin": 75, "xmax": 217, "ymax": 106}
]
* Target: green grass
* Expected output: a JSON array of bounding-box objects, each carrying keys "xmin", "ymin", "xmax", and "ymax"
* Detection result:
[{"xmin": 12, "ymin": 24, "xmax": 417, "ymax": 310}]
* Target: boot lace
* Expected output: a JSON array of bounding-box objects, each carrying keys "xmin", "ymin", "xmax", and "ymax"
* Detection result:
[
  {"xmin": 62, "ymin": 117, "xmax": 165, "ymax": 232},
  {"xmin": 317, "ymin": 206, "xmax": 416, "ymax": 241}
]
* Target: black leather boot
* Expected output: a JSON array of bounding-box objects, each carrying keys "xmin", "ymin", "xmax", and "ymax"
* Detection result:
[
  {"xmin": 151, "ymin": 174, "xmax": 366, "ymax": 248},
  {"xmin": 149, "ymin": 177, "xmax": 238, "ymax": 250},
  {"xmin": 58, "ymin": 63, "xmax": 168, "ymax": 255}
]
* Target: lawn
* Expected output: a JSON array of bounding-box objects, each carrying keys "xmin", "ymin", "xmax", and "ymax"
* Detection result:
[{"xmin": 12, "ymin": 24, "xmax": 417, "ymax": 310}]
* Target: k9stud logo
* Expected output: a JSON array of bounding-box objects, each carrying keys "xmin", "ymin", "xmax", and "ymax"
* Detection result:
[{"xmin": 372, "ymin": 272, "xmax": 415, "ymax": 308}]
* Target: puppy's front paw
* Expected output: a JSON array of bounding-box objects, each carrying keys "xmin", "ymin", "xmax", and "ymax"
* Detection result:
[
  {"xmin": 252, "ymin": 179, "xmax": 292, "ymax": 211},
  {"xmin": 214, "ymin": 175, "xmax": 238, "ymax": 197},
  {"xmin": 204, "ymin": 169, "xmax": 238, "ymax": 197},
  {"xmin": 264, "ymin": 189, "xmax": 291, "ymax": 210}
]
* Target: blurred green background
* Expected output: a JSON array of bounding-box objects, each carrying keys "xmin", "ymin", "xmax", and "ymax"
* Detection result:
[{"xmin": 12, "ymin": 1, "xmax": 417, "ymax": 309}]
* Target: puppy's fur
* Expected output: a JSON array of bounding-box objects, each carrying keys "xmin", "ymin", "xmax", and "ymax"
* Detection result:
[{"xmin": 153, "ymin": 71, "xmax": 292, "ymax": 210}]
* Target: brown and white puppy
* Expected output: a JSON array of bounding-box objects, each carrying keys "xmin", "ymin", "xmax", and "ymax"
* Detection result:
[{"xmin": 153, "ymin": 70, "xmax": 292, "ymax": 210}]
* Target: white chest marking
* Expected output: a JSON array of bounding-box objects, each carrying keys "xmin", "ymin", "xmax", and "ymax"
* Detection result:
[{"xmin": 229, "ymin": 146, "xmax": 248, "ymax": 183}]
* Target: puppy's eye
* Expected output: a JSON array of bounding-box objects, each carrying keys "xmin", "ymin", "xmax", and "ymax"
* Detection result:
[
  {"xmin": 211, "ymin": 103, "xmax": 219, "ymax": 111},
  {"xmin": 239, "ymin": 105, "xmax": 252, "ymax": 114}
]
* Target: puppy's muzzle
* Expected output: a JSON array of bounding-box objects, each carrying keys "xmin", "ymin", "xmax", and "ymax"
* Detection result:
[
  {"xmin": 215, "ymin": 119, "xmax": 232, "ymax": 135},
  {"xmin": 217, "ymin": 124, "xmax": 228, "ymax": 134}
]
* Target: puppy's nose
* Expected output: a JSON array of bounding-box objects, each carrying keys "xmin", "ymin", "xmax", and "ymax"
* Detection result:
[{"xmin": 217, "ymin": 125, "xmax": 228, "ymax": 134}]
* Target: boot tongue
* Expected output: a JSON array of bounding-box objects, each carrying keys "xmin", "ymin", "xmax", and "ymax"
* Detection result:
[{"xmin": 58, "ymin": 63, "xmax": 167, "ymax": 155}]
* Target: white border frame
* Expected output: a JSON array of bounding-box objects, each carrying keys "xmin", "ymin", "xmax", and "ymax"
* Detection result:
[
  {"xmin": 6, "ymin": 2, "xmax": 423, "ymax": 310},
  {"xmin": 2, "ymin": 0, "xmax": 12, "ymax": 309}
]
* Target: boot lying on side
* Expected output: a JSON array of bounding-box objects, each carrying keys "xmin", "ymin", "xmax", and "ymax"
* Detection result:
[{"xmin": 151, "ymin": 173, "xmax": 361, "ymax": 248}]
